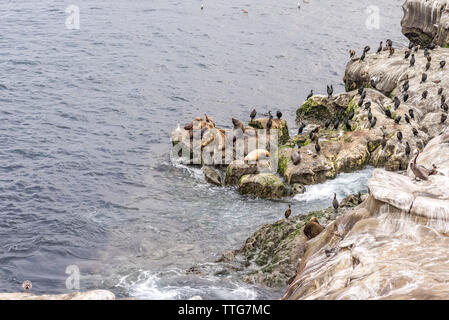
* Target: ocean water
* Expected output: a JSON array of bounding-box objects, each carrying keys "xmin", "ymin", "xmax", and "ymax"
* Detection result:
[{"xmin": 0, "ymin": 0, "xmax": 404, "ymax": 299}]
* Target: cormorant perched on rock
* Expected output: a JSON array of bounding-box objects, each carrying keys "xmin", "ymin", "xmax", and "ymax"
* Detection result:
[
  {"xmin": 377, "ymin": 41, "xmax": 383, "ymax": 54},
  {"xmin": 250, "ymin": 109, "xmax": 257, "ymax": 121},
  {"xmin": 409, "ymin": 109, "xmax": 415, "ymax": 119},
  {"xmin": 422, "ymin": 90, "xmax": 428, "ymax": 99},
  {"xmin": 357, "ymin": 192, "xmax": 362, "ymax": 204},
  {"xmin": 307, "ymin": 90, "xmax": 313, "ymax": 100},
  {"xmin": 315, "ymin": 141, "xmax": 321, "ymax": 154},
  {"xmin": 412, "ymin": 127, "xmax": 418, "ymax": 136},
  {"xmin": 360, "ymin": 51, "xmax": 366, "ymax": 62},
  {"xmin": 394, "ymin": 97, "xmax": 401, "ymax": 110},
  {"xmin": 410, "ymin": 54, "xmax": 415, "ymax": 67},
  {"xmin": 349, "ymin": 50, "xmax": 356, "ymax": 58},
  {"xmin": 325, "ymin": 119, "xmax": 331, "ymax": 129},
  {"xmin": 304, "ymin": 217, "xmax": 324, "ymax": 240},
  {"xmin": 385, "ymin": 108, "xmax": 392, "ymax": 119},
  {"xmin": 442, "ymin": 103, "xmax": 449, "ymax": 112},
  {"xmin": 291, "ymin": 150, "xmax": 301, "ymax": 165},
  {"xmin": 370, "ymin": 117, "xmax": 377, "ymax": 129},
  {"xmin": 327, "ymin": 85, "xmax": 333, "ymax": 98},
  {"xmin": 386, "ymin": 39, "xmax": 393, "ymax": 48},
  {"xmin": 358, "ymin": 87, "xmax": 364, "ymax": 95},
  {"xmin": 381, "ymin": 133, "xmax": 387, "ymax": 149},
  {"xmin": 427, "ymin": 54, "xmax": 432, "ymax": 62},
  {"xmin": 405, "ymin": 113, "xmax": 410, "ymax": 124},
  {"xmin": 442, "ymin": 95, "xmax": 446, "ymax": 104},
  {"xmin": 414, "ymin": 45, "xmax": 420, "ymax": 52},
  {"xmin": 421, "ymin": 73, "xmax": 427, "ymax": 83},
  {"xmin": 361, "ymin": 90, "xmax": 367, "ymax": 100},
  {"xmin": 405, "ymin": 142, "xmax": 411, "ymax": 157},
  {"xmin": 364, "ymin": 101, "xmax": 371, "ymax": 110},
  {"xmin": 285, "ymin": 204, "xmax": 291, "ymax": 219},
  {"xmin": 370, "ymin": 79, "xmax": 377, "ymax": 89},
  {"xmin": 441, "ymin": 60, "xmax": 446, "ymax": 69},
  {"xmin": 403, "ymin": 93, "xmax": 409, "ymax": 102},
  {"xmin": 426, "ymin": 61, "xmax": 431, "ymax": 71},
  {"xmin": 395, "ymin": 116, "xmax": 401, "ymax": 124},
  {"xmin": 348, "ymin": 109, "xmax": 355, "ymax": 120},
  {"xmin": 368, "ymin": 109, "xmax": 373, "ymax": 122},
  {"xmin": 345, "ymin": 121, "xmax": 352, "ymax": 131},
  {"xmin": 442, "ymin": 113, "xmax": 447, "ymax": 123},
  {"xmin": 438, "ymin": 87, "xmax": 443, "ymax": 95},
  {"xmin": 397, "ymin": 131, "xmax": 403, "ymax": 142},
  {"xmin": 298, "ymin": 122, "xmax": 305, "ymax": 134},
  {"xmin": 276, "ymin": 111, "xmax": 282, "ymax": 119},
  {"xmin": 333, "ymin": 118, "xmax": 340, "ymax": 130},
  {"xmin": 405, "ymin": 50, "xmax": 411, "ymax": 59},
  {"xmin": 332, "ymin": 193, "xmax": 339, "ymax": 212},
  {"xmin": 411, "ymin": 149, "xmax": 429, "ymax": 181},
  {"xmin": 364, "ymin": 46, "xmax": 370, "ymax": 53},
  {"xmin": 266, "ymin": 113, "xmax": 273, "ymax": 131},
  {"xmin": 408, "ymin": 41, "xmax": 414, "ymax": 50},
  {"xmin": 403, "ymin": 80, "xmax": 409, "ymax": 92},
  {"xmin": 424, "ymin": 48, "xmax": 429, "ymax": 57},
  {"xmin": 358, "ymin": 98, "xmax": 364, "ymax": 107},
  {"xmin": 429, "ymin": 42, "xmax": 436, "ymax": 50}
]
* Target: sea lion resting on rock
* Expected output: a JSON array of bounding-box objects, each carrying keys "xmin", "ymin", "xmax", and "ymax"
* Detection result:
[
  {"xmin": 244, "ymin": 149, "xmax": 270, "ymax": 162},
  {"xmin": 304, "ymin": 217, "xmax": 324, "ymax": 240}
]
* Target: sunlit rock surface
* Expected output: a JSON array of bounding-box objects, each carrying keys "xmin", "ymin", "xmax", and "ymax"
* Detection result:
[
  {"xmin": 282, "ymin": 134, "xmax": 449, "ymax": 300},
  {"xmin": 401, "ymin": 0, "xmax": 449, "ymax": 47},
  {"xmin": 0, "ymin": 290, "xmax": 115, "ymax": 300}
]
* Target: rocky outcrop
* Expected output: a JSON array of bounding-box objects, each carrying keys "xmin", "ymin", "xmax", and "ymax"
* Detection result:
[
  {"xmin": 401, "ymin": 0, "xmax": 449, "ymax": 47},
  {"xmin": 0, "ymin": 290, "xmax": 115, "ymax": 300},
  {"xmin": 282, "ymin": 132, "xmax": 449, "ymax": 300},
  {"xmin": 213, "ymin": 195, "xmax": 361, "ymax": 288},
  {"xmin": 238, "ymin": 173, "xmax": 287, "ymax": 199}
]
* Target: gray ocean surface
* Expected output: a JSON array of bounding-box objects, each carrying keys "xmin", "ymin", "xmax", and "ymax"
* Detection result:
[{"xmin": 0, "ymin": 0, "xmax": 405, "ymax": 299}]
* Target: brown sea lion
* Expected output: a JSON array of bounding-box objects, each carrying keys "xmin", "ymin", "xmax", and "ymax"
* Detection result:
[{"xmin": 304, "ymin": 217, "xmax": 324, "ymax": 240}]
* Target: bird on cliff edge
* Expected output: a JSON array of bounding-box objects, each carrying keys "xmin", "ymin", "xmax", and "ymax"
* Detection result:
[
  {"xmin": 327, "ymin": 85, "xmax": 333, "ymax": 98},
  {"xmin": 332, "ymin": 193, "xmax": 339, "ymax": 212},
  {"xmin": 285, "ymin": 204, "xmax": 291, "ymax": 219},
  {"xmin": 377, "ymin": 41, "xmax": 383, "ymax": 54},
  {"xmin": 250, "ymin": 109, "xmax": 257, "ymax": 121}
]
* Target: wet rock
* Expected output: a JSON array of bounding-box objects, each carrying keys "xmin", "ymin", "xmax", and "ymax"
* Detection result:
[
  {"xmin": 238, "ymin": 173, "xmax": 287, "ymax": 199},
  {"xmin": 225, "ymin": 159, "xmax": 273, "ymax": 185},
  {"xmin": 202, "ymin": 166, "xmax": 222, "ymax": 186},
  {"xmin": 216, "ymin": 195, "xmax": 358, "ymax": 288}
]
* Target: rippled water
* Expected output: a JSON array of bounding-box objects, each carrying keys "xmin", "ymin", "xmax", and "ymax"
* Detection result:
[{"xmin": 0, "ymin": 0, "xmax": 405, "ymax": 298}]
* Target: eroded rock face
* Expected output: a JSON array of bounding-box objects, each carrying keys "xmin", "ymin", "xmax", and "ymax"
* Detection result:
[
  {"xmin": 401, "ymin": 0, "xmax": 449, "ymax": 47},
  {"xmin": 282, "ymin": 134, "xmax": 449, "ymax": 300}
]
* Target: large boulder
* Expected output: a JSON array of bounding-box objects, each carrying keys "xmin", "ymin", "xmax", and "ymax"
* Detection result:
[
  {"xmin": 401, "ymin": 0, "xmax": 449, "ymax": 47},
  {"xmin": 238, "ymin": 173, "xmax": 287, "ymax": 199}
]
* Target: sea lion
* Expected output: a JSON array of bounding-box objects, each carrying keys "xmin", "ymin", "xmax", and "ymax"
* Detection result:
[
  {"xmin": 304, "ymin": 217, "xmax": 324, "ymax": 240},
  {"xmin": 244, "ymin": 149, "xmax": 270, "ymax": 162}
]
